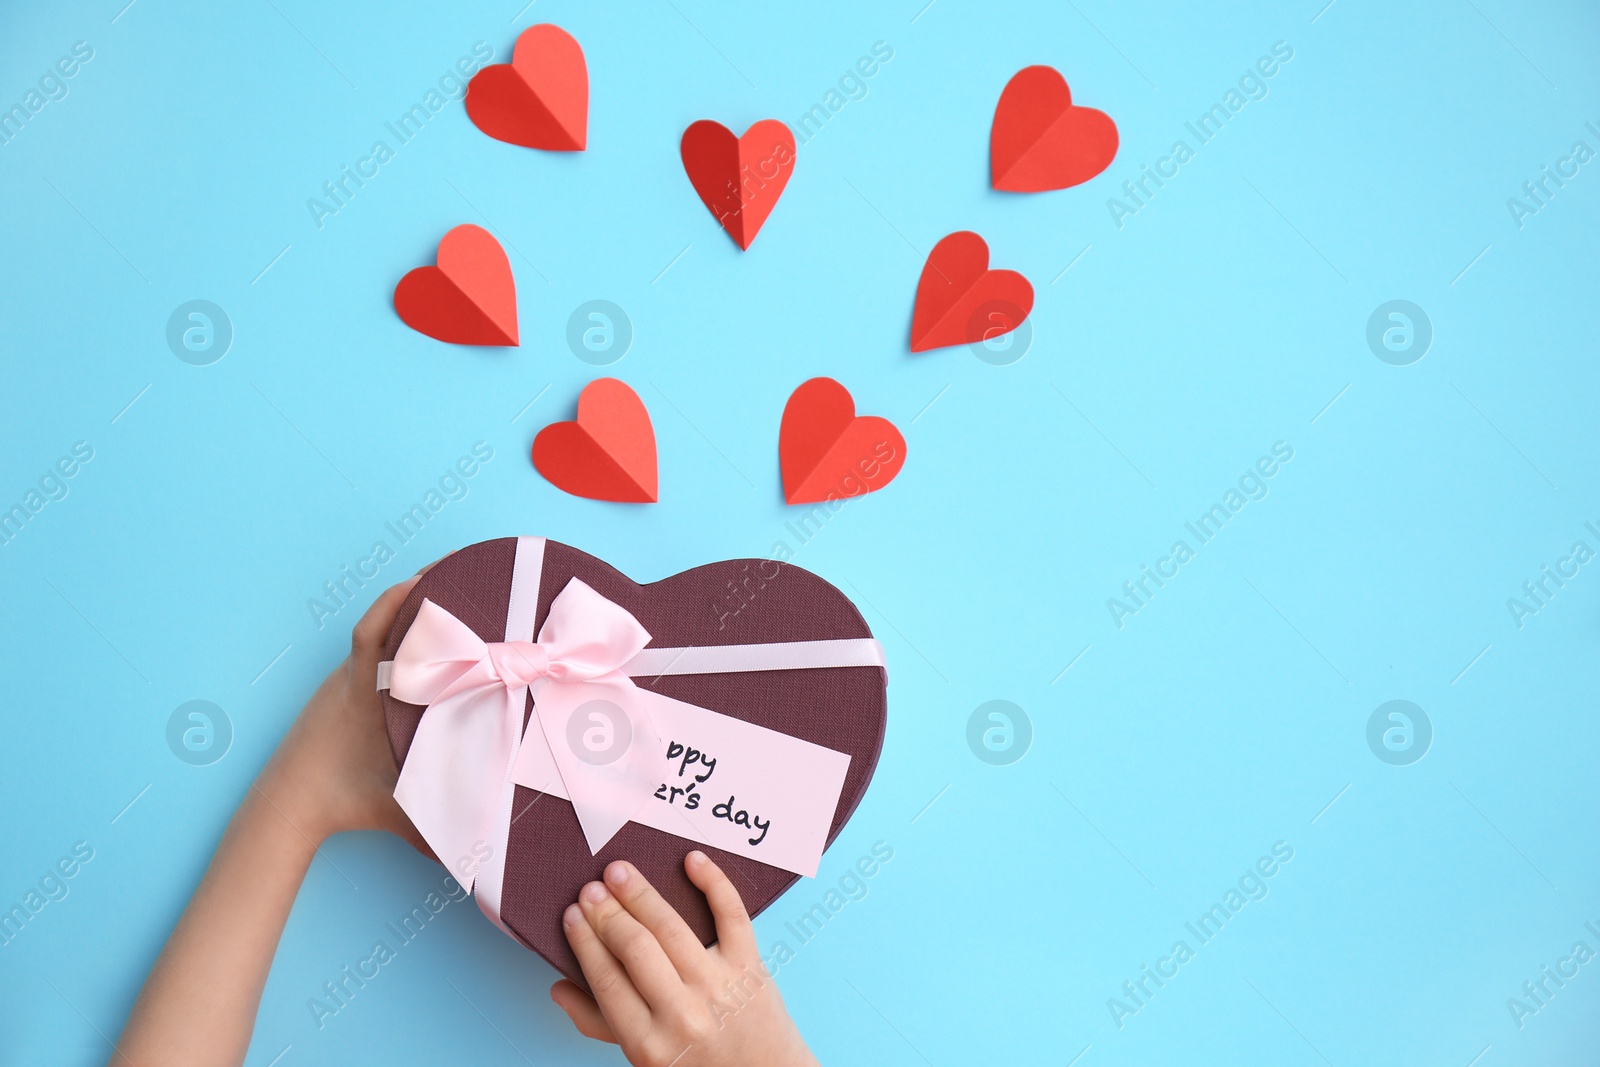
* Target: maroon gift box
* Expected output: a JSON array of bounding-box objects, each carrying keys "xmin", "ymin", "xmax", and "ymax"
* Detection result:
[{"xmin": 381, "ymin": 537, "xmax": 888, "ymax": 987}]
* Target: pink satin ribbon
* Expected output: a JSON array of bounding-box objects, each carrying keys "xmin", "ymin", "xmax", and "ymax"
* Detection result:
[{"xmin": 390, "ymin": 578, "xmax": 660, "ymax": 887}]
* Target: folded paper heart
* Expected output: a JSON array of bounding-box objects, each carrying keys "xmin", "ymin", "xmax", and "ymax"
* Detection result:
[
  {"xmin": 466, "ymin": 24, "xmax": 588, "ymax": 151},
  {"xmin": 910, "ymin": 231, "xmax": 1033, "ymax": 353},
  {"xmin": 680, "ymin": 119, "xmax": 796, "ymax": 250},
  {"xmin": 991, "ymin": 65, "xmax": 1118, "ymax": 192},
  {"xmin": 394, "ymin": 224, "xmax": 519, "ymax": 346},
  {"xmin": 780, "ymin": 378, "xmax": 906, "ymax": 505},
  {"xmin": 531, "ymin": 378, "xmax": 658, "ymax": 502},
  {"xmin": 380, "ymin": 537, "xmax": 888, "ymax": 987}
]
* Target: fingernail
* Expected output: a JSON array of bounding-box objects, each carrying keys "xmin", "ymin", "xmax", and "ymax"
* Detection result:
[
  {"xmin": 563, "ymin": 904, "xmax": 582, "ymax": 927},
  {"xmin": 581, "ymin": 881, "xmax": 609, "ymax": 904},
  {"xmin": 605, "ymin": 861, "xmax": 629, "ymax": 885},
  {"xmin": 688, "ymin": 850, "xmax": 708, "ymax": 867}
]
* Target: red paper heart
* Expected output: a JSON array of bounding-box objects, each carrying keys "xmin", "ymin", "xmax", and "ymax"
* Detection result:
[
  {"xmin": 466, "ymin": 24, "xmax": 587, "ymax": 151},
  {"xmin": 533, "ymin": 379, "xmax": 658, "ymax": 502},
  {"xmin": 680, "ymin": 119, "xmax": 795, "ymax": 250},
  {"xmin": 910, "ymin": 231, "xmax": 1033, "ymax": 353},
  {"xmin": 394, "ymin": 224, "xmax": 519, "ymax": 346},
  {"xmin": 780, "ymin": 378, "xmax": 906, "ymax": 505},
  {"xmin": 991, "ymin": 65, "xmax": 1118, "ymax": 192}
]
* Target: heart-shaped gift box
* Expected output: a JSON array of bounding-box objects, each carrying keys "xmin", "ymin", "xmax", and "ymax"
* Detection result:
[{"xmin": 380, "ymin": 537, "xmax": 888, "ymax": 987}]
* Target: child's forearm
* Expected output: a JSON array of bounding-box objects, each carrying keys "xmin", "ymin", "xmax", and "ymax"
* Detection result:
[
  {"xmin": 115, "ymin": 775, "xmax": 322, "ymax": 1067},
  {"xmin": 115, "ymin": 576, "xmax": 427, "ymax": 1066}
]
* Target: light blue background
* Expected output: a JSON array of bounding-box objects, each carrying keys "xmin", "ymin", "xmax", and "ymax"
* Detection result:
[{"xmin": 2, "ymin": 0, "xmax": 1597, "ymax": 1063}]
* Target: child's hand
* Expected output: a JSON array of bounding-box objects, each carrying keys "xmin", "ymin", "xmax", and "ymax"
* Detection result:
[
  {"xmin": 254, "ymin": 574, "xmax": 430, "ymax": 852},
  {"xmin": 550, "ymin": 852, "xmax": 819, "ymax": 1067}
]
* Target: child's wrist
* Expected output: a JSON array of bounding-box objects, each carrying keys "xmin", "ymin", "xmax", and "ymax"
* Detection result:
[{"xmin": 251, "ymin": 763, "xmax": 335, "ymax": 846}]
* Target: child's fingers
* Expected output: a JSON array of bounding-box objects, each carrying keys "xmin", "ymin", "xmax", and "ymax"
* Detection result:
[
  {"xmin": 350, "ymin": 575, "xmax": 422, "ymax": 672},
  {"xmin": 577, "ymin": 881, "xmax": 688, "ymax": 1012},
  {"xmin": 549, "ymin": 980, "xmax": 619, "ymax": 1044},
  {"xmin": 351, "ymin": 557, "xmax": 441, "ymax": 670},
  {"xmin": 685, "ymin": 850, "xmax": 759, "ymax": 964},
  {"xmin": 562, "ymin": 904, "xmax": 651, "ymax": 1036},
  {"xmin": 602, "ymin": 861, "xmax": 715, "ymax": 984}
]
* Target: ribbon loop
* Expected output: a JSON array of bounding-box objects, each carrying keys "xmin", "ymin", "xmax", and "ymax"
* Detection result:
[
  {"xmin": 533, "ymin": 579, "xmax": 652, "ymax": 682},
  {"xmin": 390, "ymin": 599, "xmax": 502, "ymax": 706}
]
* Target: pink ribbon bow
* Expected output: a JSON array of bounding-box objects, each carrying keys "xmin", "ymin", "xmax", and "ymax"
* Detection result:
[{"xmin": 389, "ymin": 579, "xmax": 659, "ymax": 890}]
